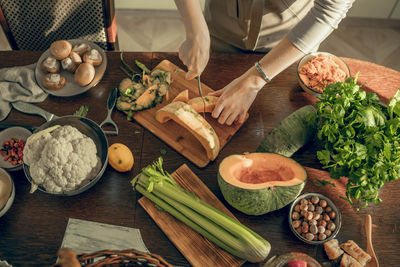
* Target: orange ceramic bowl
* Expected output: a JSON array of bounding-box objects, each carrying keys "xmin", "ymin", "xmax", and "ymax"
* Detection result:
[{"xmin": 297, "ymin": 52, "xmax": 350, "ymax": 97}]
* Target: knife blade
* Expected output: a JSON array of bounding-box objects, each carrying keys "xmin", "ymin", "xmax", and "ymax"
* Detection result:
[
  {"xmin": 197, "ymin": 75, "xmax": 206, "ymax": 118},
  {"xmin": 11, "ymin": 101, "xmax": 59, "ymax": 122}
]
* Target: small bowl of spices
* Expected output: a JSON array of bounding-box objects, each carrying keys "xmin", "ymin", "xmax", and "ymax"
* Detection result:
[
  {"xmin": 289, "ymin": 193, "xmax": 341, "ymax": 245},
  {"xmin": 0, "ymin": 127, "xmax": 32, "ymax": 171}
]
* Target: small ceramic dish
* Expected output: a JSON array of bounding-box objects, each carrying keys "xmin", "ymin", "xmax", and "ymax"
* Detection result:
[
  {"xmin": 0, "ymin": 168, "xmax": 15, "ymax": 218},
  {"xmin": 35, "ymin": 39, "xmax": 107, "ymax": 97},
  {"xmin": 288, "ymin": 192, "xmax": 341, "ymax": 245},
  {"xmin": 297, "ymin": 52, "xmax": 350, "ymax": 97},
  {"xmin": 0, "ymin": 127, "xmax": 32, "ymax": 171}
]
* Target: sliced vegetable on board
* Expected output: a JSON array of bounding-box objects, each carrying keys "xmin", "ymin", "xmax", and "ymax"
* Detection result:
[
  {"xmin": 155, "ymin": 101, "xmax": 220, "ymax": 160},
  {"xmin": 132, "ymin": 157, "xmax": 271, "ymax": 263},
  {"xmin": 116, "ymin": 55, "xmax": 172, "ymax": 119}
]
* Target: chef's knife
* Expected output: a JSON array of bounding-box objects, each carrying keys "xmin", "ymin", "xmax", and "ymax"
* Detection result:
[
  {"xmin": 11, "ymin": 101, "xmax": 59, "ymax": 122},
  {"xmin": 197, "ymin": 75, "xmax": 206, "ymax": 118}
]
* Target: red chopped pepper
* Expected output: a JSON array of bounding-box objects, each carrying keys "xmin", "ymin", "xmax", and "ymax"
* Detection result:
[{"xmin": 1, "ymin": 137, "xmax": 26, "ymax": 165}]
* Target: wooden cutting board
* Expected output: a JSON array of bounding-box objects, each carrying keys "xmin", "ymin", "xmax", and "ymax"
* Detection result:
[
  {"xmin": 138, "ymin": 164, "xmax": 246, "ymax": 267},
  {"xmin": 133, "ymin": 60, "xmax": 246, "ymax": 167}
]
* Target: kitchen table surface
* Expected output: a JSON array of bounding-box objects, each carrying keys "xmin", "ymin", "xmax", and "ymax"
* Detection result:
[{"xmin": 0, "ymin": 51, "xmax": 399, "ymax": 266}]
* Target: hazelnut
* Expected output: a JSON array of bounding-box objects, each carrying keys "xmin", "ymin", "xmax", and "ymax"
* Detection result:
[
  {"xmin": 325, "ymin": 230, "xmax": 332, "ymax": 237},
  {"xmin": 313, "ymin": 213, "xmax": 321, "ymax": 221},
  {"xmin": 310, "ymin": 225, "xmax": 318, "ymax": 235},
  {"xmin": 318, "ymin": 225, "xmax": 326, "ymax": 234},
  {"xmin": 318, "ymin": 220, "xmax": 327, "ymax": 227},
  {"xmin": 296, "ymin": 227, "xmax": 302, "ymax": 234},
  {"xmin": 292, "ymin": 220, "xmax": 301, "ymax": 228},
  {"xmin": 308, "ymin": 204, "xmax": 315, "ymax": 212},
  {"xmin": 325, "ymin": 206, "xmax": 332, "ymax": 213},
  {"xmin": 319, "ymin": 233, "xmax": 327, "ymax": 241},
  {"xmin": 306, "ymin": 211, "xmax": 313, "ymax": 221},
  {"xmin": 327, "ymin": 222, "xmax": 336, "ymax": 231},
  {"xmin": 300, "ymin": 203, "xmax": 308, "ymax": 211},
  {"xmin": 311, "ymin": 196, "xmax": 319, "ymax": 204},
  {"xmin": 316, "ymin": 206, "xmax": 324, "ymax": 214},
  {"xmin": 320, "ymin": 199, "xmax": 327, "ymax": 208},
  {"xmin": 300, "ymin": 199, "xmax": 308, "ymax": 205},
  {"xmin": 309, "ymin": 219, "xmax": 317, "ymax": 226},
  {"xmin": 292, "ymin": 211, "xmax": 300, "ymax": 220},
  {"xmin": 294, "ymin": 204, "xmax": 301, "ymax": 212},
  {"xmin": 323, "ymin": 214, "xmax": 331, "ymax": 221},
  {"xmin": 305, "ymin": 233, "xmax": 314, "ymax": 241},
  {"xmin": 302, "ymin": 224, "xmax": 309, "ymax": 233},
  {"xmin": 329, "ymin": 211, "xmax": 336, "ymax": 219}
]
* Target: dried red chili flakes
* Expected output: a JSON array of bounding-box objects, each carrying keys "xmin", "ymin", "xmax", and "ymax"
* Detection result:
[{"xmin": 1, "ymin": 137, "xmax": 25, "ymax": 165}]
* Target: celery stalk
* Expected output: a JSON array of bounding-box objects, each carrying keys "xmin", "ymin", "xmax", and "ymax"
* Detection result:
[
  {"xmin": 132, "ymin": 158, "xmax": 271, "ymax": 263},
  {"xmin": 135, "ymin": 184, "xmax": 247, "ymax": 259}
]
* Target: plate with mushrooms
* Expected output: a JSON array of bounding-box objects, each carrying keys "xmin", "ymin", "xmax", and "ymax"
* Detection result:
[{"xmin": 35, "ymin": 39, "xmax": 107, "ymax": 97}]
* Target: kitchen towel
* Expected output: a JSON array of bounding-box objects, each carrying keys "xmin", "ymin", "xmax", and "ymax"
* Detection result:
[
  {"xmin": 61, "ymin": 218, "xmax": 149, "ymax": 254},
  {"xmin": 0, "ymin": 64, "xmax": 47, "ymax": 121}
]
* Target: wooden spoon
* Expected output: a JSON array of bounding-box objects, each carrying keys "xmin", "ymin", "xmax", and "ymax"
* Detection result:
[{"xmin": 365, "ymin": 214, "xmax": 379, "ymax": 267}]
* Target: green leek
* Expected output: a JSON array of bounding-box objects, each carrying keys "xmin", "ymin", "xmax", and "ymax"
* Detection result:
[{"xmin": 131, "ymin": 157, "xmax": 271, "ymax": 263}]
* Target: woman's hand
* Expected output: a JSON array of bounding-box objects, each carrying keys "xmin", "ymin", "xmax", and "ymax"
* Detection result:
[
  {"xmin": 175, "ymin": 0, "xmax": 210, "ymax": 80},
  {"xmin": 179, "ymin": 32, "xmax": 210, "ymax": 80},
  {"xmin": 210, "ymin": 67, "xmax": 267, "ymax": 125}
]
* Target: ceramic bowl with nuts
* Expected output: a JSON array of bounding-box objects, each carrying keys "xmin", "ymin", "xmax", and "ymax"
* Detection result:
[{"xmin": 288, "ymin": 193, "xmax": 341, "ymax": 245}]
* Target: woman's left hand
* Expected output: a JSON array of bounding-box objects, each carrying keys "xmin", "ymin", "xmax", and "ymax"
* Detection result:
[{"xmin": 209, "ymin": 68, "xmax": 267, "ymax": 125}]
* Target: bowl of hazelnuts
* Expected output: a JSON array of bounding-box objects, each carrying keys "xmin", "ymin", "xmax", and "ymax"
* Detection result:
[
  {"xmin": 35, "ymin": 39, "xmax": 107, "ymax": 97},
  {"xmin": 288, "ymin": 193, "xmax": 341, "ymax": 245}
]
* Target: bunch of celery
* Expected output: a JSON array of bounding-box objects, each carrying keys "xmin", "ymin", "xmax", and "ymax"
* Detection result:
[{"xmin": 131, "ymin": 157, "xmax": 270, "ymax": 263}]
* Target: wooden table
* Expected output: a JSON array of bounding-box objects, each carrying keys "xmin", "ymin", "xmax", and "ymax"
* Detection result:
[{"xmin": 0, "ymin": 51, "xmax": 399, "ymax": 266}]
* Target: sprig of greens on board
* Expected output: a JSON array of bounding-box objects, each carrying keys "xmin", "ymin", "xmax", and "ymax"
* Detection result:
[{"xmin": 316, "ymin": 74, "xmax": 400, "ymax": 207}]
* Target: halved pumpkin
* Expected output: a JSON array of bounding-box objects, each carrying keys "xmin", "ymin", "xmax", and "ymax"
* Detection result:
[
  {"xmin": 155, "ymin": 101, "xmax": 220, "ymax": 160},
  {"xmin": 218, "ymin": 153, "xmax": 307, "ymax": 215},
  {"xmin": 172, "ymin": 89, "xmax": 189, "ymax": 103},
  {"xmin": 188, "ymin": 96, "xmax": 218, "ymax": 113}
]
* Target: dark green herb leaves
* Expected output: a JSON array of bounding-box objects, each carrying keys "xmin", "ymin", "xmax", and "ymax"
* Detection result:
[
  {"xmin": 316, "ymin": 75, "xmax": 400, "ymax": 207},
  {"xmin": 73, "ymin": 105, "xmax": 89, "ymax": 117}
]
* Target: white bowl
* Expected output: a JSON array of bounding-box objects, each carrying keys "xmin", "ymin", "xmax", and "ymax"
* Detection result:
[
  {"xmin": 297, "ymin": 52, "xmax": 350, "ymax": 97},
  {"xmin": 0, "ymin": 168, "xmax": 15, "ymax": 218},
  {"xmin": 0, "ymin": 127, "xmax": 32, "ymax": 171}
]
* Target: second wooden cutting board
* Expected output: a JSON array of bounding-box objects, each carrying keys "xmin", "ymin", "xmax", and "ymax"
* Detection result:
[{"xmin": 133, "ymin": 60, "xmax": 246, "ymax": 167}]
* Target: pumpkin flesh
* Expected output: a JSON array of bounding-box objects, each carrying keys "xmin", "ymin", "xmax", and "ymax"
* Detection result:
[
  {"xmin": 220, "ymin": 153, "xmax": 306, "ymax": 190},
  {"xmin": 218, "ymin": 153, "xmax": 307, "ymax": 215}
]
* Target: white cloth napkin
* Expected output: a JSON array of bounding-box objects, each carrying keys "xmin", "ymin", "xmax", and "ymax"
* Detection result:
[{"xmin": 0, "ymin": 64, "xmax": 47, "ymax": 121}]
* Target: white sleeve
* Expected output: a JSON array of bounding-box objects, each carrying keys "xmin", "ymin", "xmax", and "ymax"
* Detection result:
[{"xmin": 287, "ymin": 0, "xmax": 354, "ymax": 53}]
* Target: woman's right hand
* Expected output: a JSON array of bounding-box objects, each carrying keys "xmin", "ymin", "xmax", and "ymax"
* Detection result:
[{"xmin": 178, "ymin": 31, "xmax": 210, "ymax": 80}]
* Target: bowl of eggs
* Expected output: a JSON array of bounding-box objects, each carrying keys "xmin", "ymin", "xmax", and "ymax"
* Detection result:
[
  {"xmin": 35, "ymin": 39, "xmax": 107, "ymax": 97},
  {"xmin": 297, "ymin": 52, "xmax": 350, "ymax": 97}
]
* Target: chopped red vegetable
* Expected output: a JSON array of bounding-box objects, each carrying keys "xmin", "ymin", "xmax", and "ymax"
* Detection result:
[{"xmin": 1, "ymin": 137, "xmax": 25, "ymax": 165}]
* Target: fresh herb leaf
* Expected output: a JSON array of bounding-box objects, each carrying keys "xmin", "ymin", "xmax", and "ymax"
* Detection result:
[
  {"xmin": 316, "ymin": 75, "xmax": 400, "ymax": 207},
  {"xmin": 73, "ymin": 105, "xmax": 89, "ymax": 117}
]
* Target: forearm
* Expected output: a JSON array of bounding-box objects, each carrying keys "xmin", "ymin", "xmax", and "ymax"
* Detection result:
[
  {"xmin": 174, "ymin": 0, "xmax": 208, "ymax": 39},
  {"xmin": 242, "ymin": 35, "xmax": 305, "ymax": 90}
]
